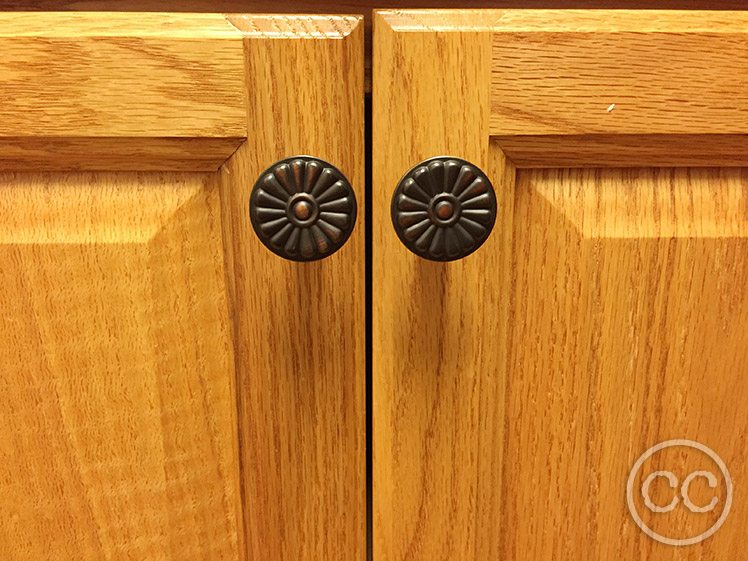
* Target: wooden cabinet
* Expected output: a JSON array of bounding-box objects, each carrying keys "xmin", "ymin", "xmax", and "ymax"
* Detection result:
[
  {"xmin": 373, "ymin": 9, "xmax": 748, "ymax": 561},
  {"xmin": 0, "ymin": 13, "xmax": 364, "ymax": 561},
  {"xmin": 5, "ymin": 7, "xmax": 748, "ymax": 561}
]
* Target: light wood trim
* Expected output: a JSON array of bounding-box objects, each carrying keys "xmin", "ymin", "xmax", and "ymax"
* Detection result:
[
  {"xmin": 381, "ymin": 9, "xmax": 748, "ymax": 167},
  {"xmin": 495, "ymin": 8, "xmax": 748, "ymax": 31},
  {"xmin": 374, "ymin": 8, "xmax": 501, "ymax": 30},
  {"xmin": 373, "ymin": 11, "xmax": 515, "ymax": 560},
  {"xmin": 0, "ymin": 137, "xmax": 244, "ymax": 171},
  {"xmin": 5, "ymin": 3, "xmax": 747, "ymax": 94},
  {"xmin": 495, "ymin": 134, "xmax": 748, "ymax": 168},
  {"xmin": 226, "ymin": 13, "xmax": 361, "ymax": 36},
  {"xmin": 220, "ymin": 16, "xmax": 365, "ymax": 561},
  {"xmin": 0, "ymin": 12, "xmax": 247, "ymax": 170},
  {"xmin": 490, "ymin": 9, "xmax": 748, "ymax": 166},
  {"xmin": 0, "ymin": 11, "xmax": 245, "ymax": 35},
  {"xmin": 489, "ymin": 11, "xmax": 748, "ymax": 133}
]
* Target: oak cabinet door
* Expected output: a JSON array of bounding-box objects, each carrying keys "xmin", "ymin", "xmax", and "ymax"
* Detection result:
[
  {"xmin": 374, "ymin": 10, "xmax": 748, "ymax": 561},
  {"xmin": 0, "ymin": 13, "xmax": 364, "ymax": 561}
]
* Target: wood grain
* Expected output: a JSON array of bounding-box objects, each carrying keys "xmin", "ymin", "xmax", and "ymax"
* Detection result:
[
  {"xmin": 381, "ymin": 9, "xmax": 748, "ymax": 167},
  {"xmin": 495, "ymin": 134, "xmax": 748, "ymax": 168},
  {"xmin": 0, "ymin": 137, "xmax": 244, "ymax": 171},
  {"xmin": 490, "ymin": 9, "xmax": 748, "ymax": 136},
  {"xmin": 373, "ymin": 11, "xmax": 515, "ymax": 560},
  {"xmin": 0, "ymin": 13, "xmax": 246, "ymax": 170},
  {"xmin": 0, "ymin": 0, "xmax": 742, "ymax": 93},
  {"xmin": 489, "ymin": 10, "xmax": 748, "ymax": 166},
  {"xmin": 376, "ymin": 9, "xmax": 748, "ymax": 560},
  {"xmin": 0, "ymin": 171, "xmax": 242, "ymax": 561},
  {"xmin": 2, "ymin": 0, "xmax": 739, "ymax": 9},
  {"xmin": 498, "ymin": 166, "xmax": 748, "ymax": 560},
  {"xmin": 220, "ymin": 16, "xmax": 365, "ymax": 561}
]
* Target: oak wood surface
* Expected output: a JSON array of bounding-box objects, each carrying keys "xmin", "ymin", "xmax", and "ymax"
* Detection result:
[
  {"xmin": 0, "ymin": 12, "xmax": 365, "ymax": 561},
  {"xmin": 2, "ymin": 0, "xmax": 739, "ymax": 8},
  {"xmin": 500, "ymin": 165, "xmax": 748, "ymax": 560},
  {"xmin": 220, "ymin": 16, "xmax": 365, "ymax": 561},
  {"xmin": 375, "ymin": 9, "xmax": 748, "ymax": 561},
  {"xmin": 381, "ymin": 9, "xmax": 748, "ymax": 167},
  {"xmin": 0, "ymin": 171, "xmax": 243, "ymax": 561},
  {"xmin": 0, "ymin": 12, "xmax": 246, "ymax": 170},
  {"xmin": 489, "ymin": 9, "xmax": 748, "ymax": 165},
  {"xmin": 373, "ymin": 12, "xmax": 514, "ymax": 560},
  {"xmin": 493, "ymin": 134, "xmax": 748, "ymax": 168},
  {"xmin": 0, "ymin": 137, "xmax": 244, "ymax": 171},
  {"xmin": 1, "ymin": 2, "xmax": 736, "ymax": 94}
]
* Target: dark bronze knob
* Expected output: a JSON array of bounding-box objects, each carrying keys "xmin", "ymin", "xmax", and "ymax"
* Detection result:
[
  {"xmin": 250, "ymin": 156, "xmax": 357, "ymax": 261},
  {"xmin": 391, "ymin": 157, "xmax": 496, "ymax": 261}
]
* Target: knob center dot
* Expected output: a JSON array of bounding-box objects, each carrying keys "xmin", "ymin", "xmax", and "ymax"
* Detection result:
[
  {"xmin": 293, "ymin": 200, "xmax": 312, "ymax": 220},
  {"xmin": 435, "ymin": 201, "xmax": 454, "ymax": 220}
]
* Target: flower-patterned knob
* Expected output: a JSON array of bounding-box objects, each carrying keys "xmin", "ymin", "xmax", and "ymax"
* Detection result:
[
  {"xmin": 250, "ymin": 156, "xmax": 357, "ymax": 261},
  {"xmin": 391, "ymin": 157, "xmax": 497, "ymax": 261}
]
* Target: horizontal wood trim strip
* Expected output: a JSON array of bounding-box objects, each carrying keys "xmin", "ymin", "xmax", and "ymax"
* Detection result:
[
  {"xmin": 0, "ymin": 137, "xmax": 245, "ymax": 171},
  {"xmin": 378, "ymin": 8, "xmax": 748, "ymax": 32},
  {"xmin": 491, "ymin": 11, "xmax": 748, "ymax": 138},
  {"xmin": 0, "ymin": 13, "xmax": 249, "ymax": 169},
  {"xmin": 0, "ymin": 21, "xmax": 246, "ymax": 138},
  {"xmin": 5, "ymin": 6, "xmax": 748, "ymax": 95},
  {"xmin": 496, "ymin": 134, "xmax": 748, "ymax": 168},
  {"xmin": 0, "ymin": 12, "xmax": 242, "ymax": 36},
  {"xmin": 493, "ymin": 8, "xmax": 748, "ymax": 31}
]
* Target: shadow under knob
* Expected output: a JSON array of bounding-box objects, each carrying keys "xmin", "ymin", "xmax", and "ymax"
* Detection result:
[
  {"xmin": 391, "ymin": 156, "xmax": 497, "ymax": 261},
  {"xmin": 250, "ymin": 156, "xmax": 357, "ymax": 261}
]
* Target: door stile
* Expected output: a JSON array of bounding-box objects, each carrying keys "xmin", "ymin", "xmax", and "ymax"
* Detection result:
[
  {"xmin": 373, "ymin": 11, "xmax": 516, "ymax": 561},
  {"xmin": 219, "ymin": 15, "xmax": 366, "ymax": 561}
]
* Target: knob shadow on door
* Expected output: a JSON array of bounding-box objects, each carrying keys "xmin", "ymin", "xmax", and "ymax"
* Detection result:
[
  {"xmin": 250, "ymin": 156, "xmax": 357, "ymax": 261},
  {"xmin": 391, "ymin": 157, "xmax": 497, "ymax": 261}
]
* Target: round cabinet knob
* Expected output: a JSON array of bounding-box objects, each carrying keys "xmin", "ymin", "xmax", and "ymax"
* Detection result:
[
  {"xmin": 250, "ymin": 156, "xmax": 357, "ymax": 261},
  {"xmin": 391, "ymin": 157, "xmax": 497, "ymax": 261}
]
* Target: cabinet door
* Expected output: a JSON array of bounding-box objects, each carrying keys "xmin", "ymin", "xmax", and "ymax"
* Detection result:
[
  {"xmin": 373, "ymin": 9, "xmax": 747, "ymax": 561},
  {"xmin": 0, "ymin": 13, "xmax": 364, "ymax": 561}
]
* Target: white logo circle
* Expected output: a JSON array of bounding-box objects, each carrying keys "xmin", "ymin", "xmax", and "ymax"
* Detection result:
[{"xmin": 626, "ymin": 439, "xmax": 732, "ymax": 546}]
